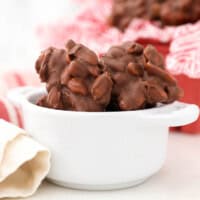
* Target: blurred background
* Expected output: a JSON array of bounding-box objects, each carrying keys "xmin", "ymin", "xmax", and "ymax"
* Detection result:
[{"xmin": 0, "ymin": 0, "xmax": 81, "ymax": 70}]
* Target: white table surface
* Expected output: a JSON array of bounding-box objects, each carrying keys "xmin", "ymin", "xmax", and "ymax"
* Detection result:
[{"xmin": 9, "ymin": 133, "xmax": 200, "ymax": 200}]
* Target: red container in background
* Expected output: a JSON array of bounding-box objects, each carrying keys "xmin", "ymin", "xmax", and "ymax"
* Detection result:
[
  {"xmin": 175, "ymin": 75, "xmax": 200, "ymax": 134},
  {"xmin": 138, "ymin": 38, "xmax": 200, "ymax": 134}
]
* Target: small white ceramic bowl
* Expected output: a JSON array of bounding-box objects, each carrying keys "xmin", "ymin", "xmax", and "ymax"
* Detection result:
[{"xmin": 8, "ymin": 87, "xmax": 199, "ymax": 190}]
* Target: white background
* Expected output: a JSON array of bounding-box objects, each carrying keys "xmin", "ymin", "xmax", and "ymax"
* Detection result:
[{"xmin": 0, "ymin": 0, "xmax": 80, "ymax": 70}]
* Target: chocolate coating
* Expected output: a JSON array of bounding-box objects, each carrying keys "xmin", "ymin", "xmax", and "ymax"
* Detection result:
[
  {"xmin": 36, "ymin": 47, "xmax": 68, "ymax": 92},
  {"xmin": 100, "ymin": 41, "xmax": 183, "ymax": 111},
  {"xmin": 35, "ymin": 40, "xmax": 113, "ymax": 111},
  {"xmin": 109, "ymin": 0, "xmax": 200, "ymax": 30},
  {"xmin": 36, "ymin": 40, "xmax": 182, "ymax": 112}
]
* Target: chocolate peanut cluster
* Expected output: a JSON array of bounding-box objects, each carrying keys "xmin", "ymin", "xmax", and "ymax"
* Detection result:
[
  {"xmin": 109, "ymin": 0, "xmax": 200, "ymax": 30},
  {"xmin": 36, "ymin": 40, "xmax": 113, "ymax": 111},
  {"xmin": 36, "ymin": 40, "xmax": 183, "ymax": 111},
  {"xmin": 100, "ymin": 41, "xmax": 183, "ymax": 110}
]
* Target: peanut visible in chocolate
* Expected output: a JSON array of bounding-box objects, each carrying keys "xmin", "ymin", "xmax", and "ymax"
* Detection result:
[
  {"xmin": 100, "ymin": 41, "xmax": 183, "ymax": 111},
  {"xmin": 35, "ymin": 40, "xmax": 113, "ymax": 111}
]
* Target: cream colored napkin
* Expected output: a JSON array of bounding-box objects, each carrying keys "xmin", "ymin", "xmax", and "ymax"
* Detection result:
[{"xmin": 0, "ymin": 119, "xmax": 50, "ymax": 198}]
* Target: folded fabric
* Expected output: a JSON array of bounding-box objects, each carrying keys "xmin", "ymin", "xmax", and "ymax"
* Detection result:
[{"xmin": 0, "ymin": 119, "xmax": 50, "ymax": 198}]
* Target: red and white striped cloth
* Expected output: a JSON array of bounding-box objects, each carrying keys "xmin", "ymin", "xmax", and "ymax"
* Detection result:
[
  {"xmin": 166, "ymin": 22, "xmax": 200, "ymax": 78},
  {"xmin": 0, "ymin": 97, "xmax": 23, "ymax": 127},
  {"xmin": 0, "ymin": 70, "xmax": 40, "ymax": 127}
]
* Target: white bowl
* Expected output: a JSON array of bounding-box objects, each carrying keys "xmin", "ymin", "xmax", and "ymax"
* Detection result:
[{"xmin": 8, "ymin": 87, "xmax": 199, "ymax": 190}]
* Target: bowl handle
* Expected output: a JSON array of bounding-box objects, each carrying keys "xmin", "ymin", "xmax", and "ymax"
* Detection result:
[
  {"xmin": 7, "ymin": 86, "xmax": 38, "ymax": 108},
  {"xmin": 139, "ymin": 101, "xmax": 199, "ymax": 127}
]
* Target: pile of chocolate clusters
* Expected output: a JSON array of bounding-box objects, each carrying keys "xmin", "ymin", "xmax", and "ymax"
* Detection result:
[
  {"xmin": 109, "ymin": 0, "xmax": 200, "ymax": 30},
  {"xmin": 35, "ymin": 40, "xmax": 183, "ymax": 112}
]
